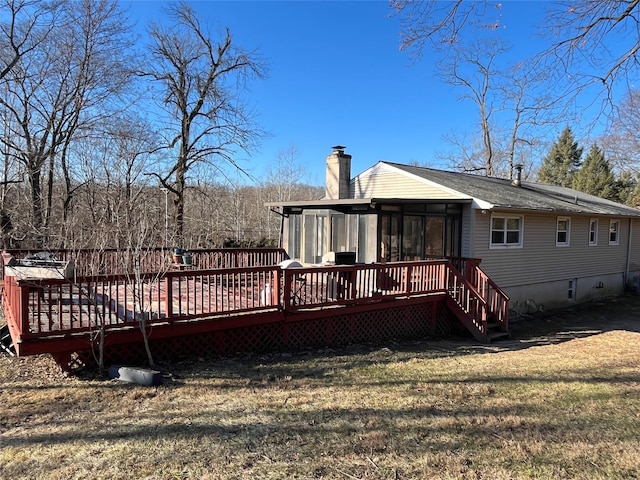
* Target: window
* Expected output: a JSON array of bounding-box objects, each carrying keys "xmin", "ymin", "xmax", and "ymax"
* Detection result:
[
  {"xmin": 288, "ymin": 214, "xmax": 302, "ymax": 259},
  {"xmin": 556, "ymin": 217, "xmax": 570, "ymax": 246},
  {"xmin": 380, "ymin": 214, "xmax": 401, "ymax": 262},
  {"xmin": 568, "ymin": 279, "xmax": 576, "ymax": 301},
  {"xmin": 490, "ymin": 215, "xmax": 522, "ymax": 248},
  {"xmin": 609, "ymin": 219, "xmax": 620, "ymax": 245},
  {"xmin": 302, "ymin": 212, "xmax": 328, "ymax": 263},
  {"xmin": 589, "ymin": 219, "xmax": 598, "ymax": 246}
]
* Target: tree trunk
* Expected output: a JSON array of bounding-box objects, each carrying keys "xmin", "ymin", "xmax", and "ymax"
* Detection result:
[
  {"xmin": 45, "ymin": 150, "xmax": 54, "ymax": 231},
  {"xmin": 174, "ymin": 155, "xmax": 187, "ymax": 246},
  {"xmin": 28, "ymin": 167, "xmax": 44, "ymax": 248}
]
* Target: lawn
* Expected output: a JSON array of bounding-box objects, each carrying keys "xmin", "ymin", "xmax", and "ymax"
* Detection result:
[{"xmin": 1, "ymin": 297, "xmax": 639, "ymax": 479}]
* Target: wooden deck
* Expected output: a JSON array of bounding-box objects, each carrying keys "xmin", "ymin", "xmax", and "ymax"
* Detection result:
[{"xmin": 1, "ymin": 249, "xmax": 510, "ymax": 370}]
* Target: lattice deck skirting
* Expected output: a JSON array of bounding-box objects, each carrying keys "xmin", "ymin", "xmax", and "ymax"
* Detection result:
[{"xmin": 62, "ymin": 296, "xmax": 465, "ymax": 370}]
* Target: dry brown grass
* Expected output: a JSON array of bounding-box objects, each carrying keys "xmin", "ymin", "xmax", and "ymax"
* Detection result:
[{"xmin": 1, "ymin": 297, "xmax": 640, "ymax": 480}]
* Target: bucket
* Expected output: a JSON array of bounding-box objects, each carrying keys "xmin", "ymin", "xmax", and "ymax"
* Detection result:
[{"xmin": 182, "ymin": 254, "xmax": 193, "ymax": 266}]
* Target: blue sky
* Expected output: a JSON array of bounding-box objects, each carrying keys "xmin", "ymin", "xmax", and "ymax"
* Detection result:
[{"xmin": 126, "ymin": 1, "xmax": 558, "ymax": 185}]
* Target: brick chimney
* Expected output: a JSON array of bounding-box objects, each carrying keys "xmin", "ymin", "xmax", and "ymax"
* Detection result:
[{"xmin": 325, "ymin": 145, "xmax": 351, "ymax": 199}]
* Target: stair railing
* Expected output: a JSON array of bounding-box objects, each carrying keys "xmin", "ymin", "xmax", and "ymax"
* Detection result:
[
  {"xmin": 456, "ymin": 261, "xmax": 510, "ymax": 333},
  {"xmin": 445, "ymin": 264, "xmax": 490, "ymax": 338}
]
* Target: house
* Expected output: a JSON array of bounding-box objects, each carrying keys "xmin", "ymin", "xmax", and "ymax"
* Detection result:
[{"xmin": 268, "ymin": 146, "xmax": 640, "ymax": 311}]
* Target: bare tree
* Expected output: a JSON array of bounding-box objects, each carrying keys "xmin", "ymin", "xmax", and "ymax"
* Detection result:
[
  {"xmin": 437, "ymin": 37, "xmax": 510, "ymax": 176},
  {"xmin": 393, "ymin": 1, "xmax": 489, "ymax": 55},
  {"xmin": 260, "ymin": 144, "xmax": 313, "ymax": 238},
  {"xmin": 541, "ymin": 1, "xmax": 640, "ymax": 105},
  {"xmin": 53, "ymin": 0, "xmax": 137, "ymax": 235},
  {"xmin": 141, "ymin": 1, "xmax": 266, "ymax": 246},
  {"xmin": 602, "ymin": 89, "xmax": 640, "ymax": 175},
  {"xmin": 394, "ymin": 2, "xmax": 572, "ymax": 177},
  {"xmin": 0, "ymin": 0, "xmax": 135, "ymax": 247},
  {"xmin": 498, "ymin": 61, "xmax": 558, "ymax": 179},
  {"xmin": 0, "ymin": 0, "xmax": 58, "ymax": 81},
  {"xmin": 264, "ymin": 144, "xmax": 309, "ymax": 201},
  {"xmin": 436, "ymin": 36, "xmax": 549, "ymax": 178},
  {"xmin": 392, "ymin": 1, "xmax": 503, "ymax": 56},
  {"xmin": 63, "ymin": 114, "xmax": 164, "ymax": 249},
  {"xmin": 393, "ymin": 1, "xmax": 640, "ymax": 112}
]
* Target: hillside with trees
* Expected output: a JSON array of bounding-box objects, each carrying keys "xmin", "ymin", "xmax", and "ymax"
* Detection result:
[
  {"xmin": 0, "ymin": 0, "xmax": 323, "ymax": 250},
  {"xmin": 2, "ymin": 1, "xmax": 640, "ymax": 251}
]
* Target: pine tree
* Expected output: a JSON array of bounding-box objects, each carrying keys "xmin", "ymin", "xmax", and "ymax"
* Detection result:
[
  {"xmin": 612, "ymin": 171, "xmax": 640, "ymax": 206},
  {"xmin": 572, "ymin": 144, "xmax": 616, "ymax": 200},
  {"xmin": 537, "ymin": 127, "xmax": 583, "ymax": 187}
]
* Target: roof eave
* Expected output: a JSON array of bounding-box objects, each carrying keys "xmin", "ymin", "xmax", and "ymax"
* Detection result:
[{"xmin": 266, "ymin": 197, "xmax": 473, "ymax": 210}]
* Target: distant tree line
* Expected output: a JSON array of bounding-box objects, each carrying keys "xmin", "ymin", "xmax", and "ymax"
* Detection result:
[{"xmin": 0, "ymin": 176, "xmax": 322, "ymax": 250}]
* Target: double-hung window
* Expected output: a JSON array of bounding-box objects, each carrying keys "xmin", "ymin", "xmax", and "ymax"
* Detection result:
[
  {"xmin": 609, "ymin": 219, "xmax": 620, "ymax": 245},
  {"xmin": 589, "ymin": 219, "xmax": 598, "ymax": 246},
  {"xmin": 490, "ymin": 215, "xmax": 523, "ymax": 248},
  {"xmin": 556, "ymin": 217, "xmax": 570, "ymax": 246}
]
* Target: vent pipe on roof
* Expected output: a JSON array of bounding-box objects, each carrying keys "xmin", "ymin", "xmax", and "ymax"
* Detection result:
[{"xmin": 512, "ymin": 164, "xmax": 523, "ymax": 187}]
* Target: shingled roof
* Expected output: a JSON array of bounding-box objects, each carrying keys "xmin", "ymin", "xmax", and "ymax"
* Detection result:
[{"xmin": 385, "ymin": 162, "xmax": 640, "ymax": 217}]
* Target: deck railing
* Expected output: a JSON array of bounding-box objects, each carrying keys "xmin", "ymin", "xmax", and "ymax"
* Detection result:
[
  {"xmin": 468, "ymin": 265, "xmax": 510, "ymax": 329},
  {"xmin": 281, "ymin": 261, "xmax": 449, "ymax": 310},
  {"xmin": 3, "ymin": 256, "xmax": 508, "ymax": 347},
  {"xmin": 5, "ymin": 261, "xmax": 451, "ymax": 339},
  {"xmin": 2, "ymin": 247, "xmax": 288, "ymax": 277},
  {"xmin": 4, "ymin": 272, "xmax": 169, "ymax": 336},
  {"xmin": 4, "ymin": 266, "xmax": 284, "ymax": 338},
  {"xmin": 165, "ymin": 266, "xmax": 281, "ymax": 320},
  {"xmin": 445, "ymin": 261, "xmax": 510, "ymax": 338}
]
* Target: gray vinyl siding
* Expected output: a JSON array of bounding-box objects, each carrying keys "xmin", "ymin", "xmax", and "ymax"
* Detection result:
[
  {"xmin": 472, "ymin": 210, "xmax": 630, "ymax": 287},
  {"xmin": 460, "ymin": 204, "xmax": 473, "ymax": 258},
  {"xmin": 629, "ymin": 219, "xmax": 640, "ymax": 272},
  {"xmin": 352, "ymin": 169, "xmax": 466, "ymax": 200}
]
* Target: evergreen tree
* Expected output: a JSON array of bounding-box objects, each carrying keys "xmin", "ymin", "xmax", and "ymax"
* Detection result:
[
  {"xmin": 537, "ymin": 127, "xmax": 583, "ymax": 187},
  {"xmin": 572, "ymin": 144, "xmax": 616, "ymax": 200},
  {"xmin": 612, "ymin": 171, "xmax": 640, "ymax": 207}
]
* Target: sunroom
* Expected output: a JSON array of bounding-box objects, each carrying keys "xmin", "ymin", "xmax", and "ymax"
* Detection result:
[{"xmin": 268, "ymin": 198, "xmax": 466, "ymax": 265}]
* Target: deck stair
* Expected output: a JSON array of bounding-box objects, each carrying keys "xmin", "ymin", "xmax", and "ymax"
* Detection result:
[
  {"xmin": 486, "ymin": 317, "xmax": 510, "ymax": 342},
  {"xmin": 445, "ymin": 262, "xmax": 510, "ymax": 343},
  {"xmin": 1, "ymin": 324, "xmax": 16, "ymax": 356},
  {"xmin": 446, "ymin": 298, "xmax": 510, "ymax": 343}
]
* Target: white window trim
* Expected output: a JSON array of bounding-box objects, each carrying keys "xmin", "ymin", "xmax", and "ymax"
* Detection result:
[
  {"xmin": 589, "ymin": 218, "xmax": 598, "ymax": 246},
  {"xmin": 556, "ymin": 216, "xmax": 571, "ymax": 247},
  {"xmin": 609, "ymin": 219, "xmax": 620, "ymax": 245},
  {"xmin": 489, "ymin": 215, "xmax": 524, "ymax": 249}
]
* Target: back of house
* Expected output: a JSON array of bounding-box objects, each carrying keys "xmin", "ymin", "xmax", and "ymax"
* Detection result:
[{"xmin": 267, "ymin": 146, "xmax": 640, "ymax": 311}]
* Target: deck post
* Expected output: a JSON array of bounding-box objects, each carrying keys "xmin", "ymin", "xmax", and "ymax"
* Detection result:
[
  {"xmin": 272, "ymin": 269, "xmax": 280, "ymax": 307},
  {"xmin": 165, "ymin": 274, "xmax": 173, "ymax": 319},
  {"xmin": 19, "ymin": 281, "xmax": 30, "ymax": 337},
  {"xmin": 441, "ymin": 263, "xmax": 447, "ymax": 291},
  {"xmin": 282, "ymin": 269, "xmax": 291, "ymax": 311}
]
